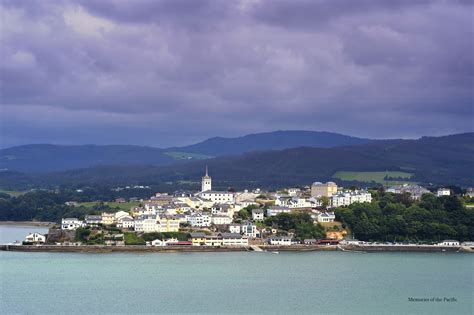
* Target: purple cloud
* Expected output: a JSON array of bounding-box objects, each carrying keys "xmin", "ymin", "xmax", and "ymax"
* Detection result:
[{"xmin": 0, "ymin": 0, "xmax": 472, "ymax": 148}]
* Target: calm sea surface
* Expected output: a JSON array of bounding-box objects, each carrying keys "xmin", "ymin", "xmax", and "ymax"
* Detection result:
[{"xmin": 0, "ymin": 225, "xmax": 472, "ymax": 314}]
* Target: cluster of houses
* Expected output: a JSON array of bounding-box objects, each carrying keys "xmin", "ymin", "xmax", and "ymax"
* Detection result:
[
  {"xmin": 53, "ymin": 170, "xmax": 383, "ymax": 247},
  {"xmin": 386, "ymin": 184, "xmax": 454, "ymax": 200},
  {"xmin": 50, "ymin": 169, "xmax": 472, "ymax": 248}
]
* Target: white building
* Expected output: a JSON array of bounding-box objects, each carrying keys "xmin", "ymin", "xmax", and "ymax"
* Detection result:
[
  {"xmin": 330, "ymin": 191, "xmax": 372, "ymax": 207},
  {"xmin": 134, "ymin": 216, "xmax": 158, "ymax": 233},
  {"xmin": 188, "ymin": 213, "xmax": 211, "ymax": 227},
  {"xmin": 241, "ymin": 222, "xmax": 258, "ymax": 238},
  {"xmin": 229, "ymin": 223, "xmax": 241, "ymax": 234},
  {"xmin": 61, "ymin": 218, "xmax": 83, "ymax": 230},
  {"xmin": 84, "ymin": 215, "xmax": 102, "ymax": 226},
  {"xmin": 386, "ymin": 184, "xmax": 430, "ymax": 200},
  {"xmin": 24, "ymin": 233, "xmax": 46, "ymax": 244},
  {"xmin": 211, "ymin": 215, "xmax": 232, "ymax": 225},
  {"xmin": 197, "ymin": 191, "xmax": 234, "ymax": 204},
  {"xmin": 437, "ymin": 240, "xmax": 459, "ymax": 246},
  {"xmin": 268, "ymin": 236, "xmax": 292, "ymax": 246},
  {"xmin": 101, "ymin": 212, "xmax": 115, "ymax": 225},
  {"xmin": 220, "ymin": 233, "xmax": 249, "ymax": 247},
  {"xmin": 252, "ymin": 209, "xmax": 264, "ymax": 221},
  {"xmin": 118, "ymin": 216, "xmax": 135, "ymax": 229},
  {"xmin": 317, "ymin": 212, "xmax": 336, "ymax": 223},
  {"xmin": 115, "ymin": 211, "xmax": 130, "ymax": 221},
  {"xmin": 288, "ymin": 197, "xmax": 312, "ymax": 209},
  {"xmin": 437, "ymin": 188, "xmax": 451, "ymax": 197},
  {"xmin": 134, "ymin": 215, "xmax": 179, "ymax": 233},
  {"xmin": 266, "ymin": 206, "xmax": 292, "ymax": 217},
  {"xmin": 287, "ymin": 188, "xmax": 300, "ymax": 197}
]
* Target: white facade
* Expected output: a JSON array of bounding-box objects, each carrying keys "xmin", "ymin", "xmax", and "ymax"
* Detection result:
[
  {"xmin": 241, "ymin": 223, "xmax": 258, "ymax": 238},
  {"xmin": 211, "ymin": 215, "xmax": 232, "ymax": 225},
  {"xmin": 330, "ymin": 191, "xmax": 372, "ymax": 207},
  {"xmin": 317, "ymin": 212, "xmax": 336, "ymax": 222},
  {"xmin": 188, "ymin": 213, "xmax": 211, "ymax": 227},
  {"xmin": 118, "ymin": 216, "xmax": 135, "ymax": 229},
  {"xmin": 437, "ymin": 188, "xmax": 451, "ymax": 197},
  {"xmin": 288, "ymin": 188, "xmax": 300, "ymax": 197},
  {"xmin": 229, "ymin": 224, "xmax": 241, "ymax": 234},
  {"xmin": 197, "ymin": 191, "xmax": 234, "ymax": 204},
  {"xmin": 134, "ymin": 215, "xmax": 179, "ymax": 233},
  {"xmin": 61, "ymin": 218, "xmax": 83, "ymax": 230},
  {"xmin": 268, "ymin": 237, "xmax": 292, "ymax": 246},
  {"xmin": 252, "ymin": 209, "xmax": 264, "ymax": 221},
  {"xmin": 134, "ymin": 216, "xmax": 158, "ymax": 233},
  {"xmin": 25, "ymin": 233, "xmax": 46, "ymax": 244},
  {"xmin": 266, "ymin": 206, "xmax": 292, "ymax": 217},
  {"xmin": 437, "ymin": 240, "xmax": 459, "ymax": 246},
  {"xmin": 220, "ymin": 233, "xmax": 248, "ymax": 246}
]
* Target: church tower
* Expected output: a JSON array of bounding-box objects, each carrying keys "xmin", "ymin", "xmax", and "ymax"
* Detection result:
[{"xmin": 201, "ymin": 166, "xmax": 212, "ymax": 192}]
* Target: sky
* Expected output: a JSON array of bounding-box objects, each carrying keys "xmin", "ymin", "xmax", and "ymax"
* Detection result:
[{"xmin": 0, "ymin": 0, "xmax": 473, "ymax": 148}]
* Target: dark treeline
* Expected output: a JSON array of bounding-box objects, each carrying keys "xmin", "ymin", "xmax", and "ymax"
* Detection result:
[
  {"xmin": 335, "ymin": 192, "xmax": 474, "ymax": 242},
  {"xmin": 0, "ymin": 187, "xmax": 156, "ymax": 222}
]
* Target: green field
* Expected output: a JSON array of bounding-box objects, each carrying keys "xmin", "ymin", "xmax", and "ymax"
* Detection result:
[
  {"xmin": 0, "ymin": 189, "xmax": 26, "ymax": 197},
  {"xmin": 332, "ymin": 171, "xmax": 415, "ymax": 185},
  {"xmin": 78, "ymin": 201, "xmax": 141, "ymax": 210},
  {"xmin": 164, "ymin": 151, "xmax": 213, "ymax": 160}
]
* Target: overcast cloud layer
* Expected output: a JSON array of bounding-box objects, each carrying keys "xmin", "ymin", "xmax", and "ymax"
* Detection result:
[{"xmin": 0, "ymin": 0, "xmax": 473, "ymax": 148}]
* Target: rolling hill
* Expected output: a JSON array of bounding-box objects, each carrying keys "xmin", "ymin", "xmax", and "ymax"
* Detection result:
[
  {"xmin": 1, "ymin": 133, "xmax": 472, "ymax": 189},
  {"xmin": 0, "ymin": 130, "xmax": 371, "ymax": 172}
]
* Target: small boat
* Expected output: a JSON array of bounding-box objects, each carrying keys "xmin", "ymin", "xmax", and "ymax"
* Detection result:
[{"xmin": 271, "ymin": 251, "xmax": 279, "ymax": 254}]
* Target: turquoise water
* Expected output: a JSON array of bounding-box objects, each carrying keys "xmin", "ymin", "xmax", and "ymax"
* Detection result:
[{"xmin": 0, "ymin": 227, "xmax": 473, "ymax": 314}]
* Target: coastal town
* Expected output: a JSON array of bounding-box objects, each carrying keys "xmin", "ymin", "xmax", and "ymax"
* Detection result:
[{"xmin": 7, "ymin": 168, "xmax": 474, "ymax": 253}]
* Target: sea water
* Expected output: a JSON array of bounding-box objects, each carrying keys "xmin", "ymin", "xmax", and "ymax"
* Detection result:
[{"xmin": 0, "ymin": 226, "xmax": 472, "ymax": 314}]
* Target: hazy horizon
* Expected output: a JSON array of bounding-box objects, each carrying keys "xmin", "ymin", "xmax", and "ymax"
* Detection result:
[{"xmin": 2, "ymin": 129, "xmax": 473, "ymax": 150}]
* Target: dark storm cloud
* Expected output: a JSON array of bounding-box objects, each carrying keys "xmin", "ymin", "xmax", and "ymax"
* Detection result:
[{"xmin": 0, "ymin": 0, "xmax": 472, "ymax": 148}]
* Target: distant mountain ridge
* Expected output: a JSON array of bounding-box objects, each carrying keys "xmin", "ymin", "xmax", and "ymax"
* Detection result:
[
  {"xmin": 170, "ymin": 130, "xmax": 371, "ymax": 156},
  {"xmin": 0, "ymin": 130, "xmax": 372, "ymax": 172},
  {"xmin": 1, "ymin": 133, "xmax": 473, "ymax": 188}
]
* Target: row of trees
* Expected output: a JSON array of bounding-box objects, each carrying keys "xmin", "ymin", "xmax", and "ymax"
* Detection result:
[
  {"xmin": 0, "ymin": 190, "xmax": 125, "ymax": 222},
  {"xmin": 335, "ymin": 193, "xmax": 474, "ymax": 242}
]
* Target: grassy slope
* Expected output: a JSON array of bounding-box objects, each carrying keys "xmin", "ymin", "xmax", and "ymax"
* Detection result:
[
  {"xmin": 332, "ymin": 171, "xmax": 415, "ymax": 185},
  {"xmin": 164, "ymin": 151, "xmax": 213, "ymax": 160},
  {"xmin": 79, "ymin": 201, "xmax": 141, "ymax": 211}
]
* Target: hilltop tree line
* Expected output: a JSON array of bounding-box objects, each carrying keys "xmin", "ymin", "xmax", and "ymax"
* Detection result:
[
  {"xmin": 335, "ymin": 192, "xmax": 474, "ymax": 242},
  {"xmin": 0, "ymin": 190, "xmax": 135, "ymax": 222}
]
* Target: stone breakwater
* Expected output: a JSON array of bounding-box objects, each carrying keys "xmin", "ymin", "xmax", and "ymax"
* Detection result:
[
  {"xmin": 339, "ymin": 244, "xmax": 470, "ymax": 253},
  {"xmin": 1, "ymin": 244, "xmax": 472, "ymax": 253}
]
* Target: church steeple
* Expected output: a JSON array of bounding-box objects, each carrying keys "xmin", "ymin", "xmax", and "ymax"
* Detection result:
[{"xmin": 201, "ymin": 166, "xmax": 212, "ymax": 192}]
